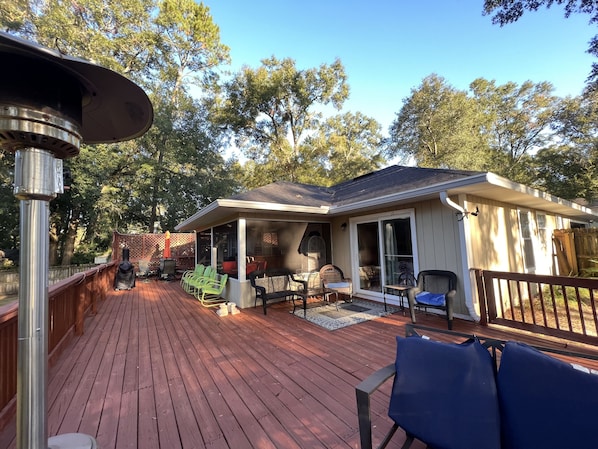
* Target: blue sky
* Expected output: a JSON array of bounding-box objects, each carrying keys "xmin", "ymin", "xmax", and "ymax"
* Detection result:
[{"xmin": 205, "ymin": 0, "xmax": 595, "ymax": 134}]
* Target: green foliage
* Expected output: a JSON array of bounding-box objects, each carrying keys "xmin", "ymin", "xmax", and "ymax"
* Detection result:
[
  {"xmin": 2, "ymin": 0, "xmax": 235, "ymax": 262},
  {"xmin": 0, "ymin": 151, "xmax": 18, "ymax": 251},
  {"xmin": 306, "ymin": 112, "xmax": 386, "ymax": 186},
  {"xmin": 212, "ymin": 56, "xmax": 352, "ymax": 187},
  {"xmin": 0, "ymin": 0, "xmax": 29, "ymax": 31},
  {"xmin": 470, "ymin": 78, "xmax": 558, "ymax": 183},
  {"xmin": 388, "ymin": 74, "xmax": 491, "ymax": 170},
  {"xmin": 531, "ymin": 90, "xmax": 598, "ymax": 200}
]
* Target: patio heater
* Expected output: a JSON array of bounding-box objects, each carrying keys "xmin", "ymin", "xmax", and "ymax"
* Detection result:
[{"xmin": 0, "ymin": 32, "xmax": 153, "ymax": 449}]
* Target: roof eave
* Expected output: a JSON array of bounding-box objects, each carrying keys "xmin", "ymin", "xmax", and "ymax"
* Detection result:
[
  {"xmin": 175, "ymin": 199, "xmax": 330, "ymax": 231},
  {"xmin": 330, "ymin": 172, "xmax": 597, "ymax": 221}
]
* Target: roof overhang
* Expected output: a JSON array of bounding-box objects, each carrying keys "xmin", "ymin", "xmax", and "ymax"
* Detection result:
[
  {"xmin": 176, "ymin": 172, "xmax": 597, "ymax": 231},
  {"xmin": 330, "ymin": 172, "xmax": 597, "ymax": 222},
  {"xmin": 175, "ymin": 199, "xmax": 329, "ymax": 231}
]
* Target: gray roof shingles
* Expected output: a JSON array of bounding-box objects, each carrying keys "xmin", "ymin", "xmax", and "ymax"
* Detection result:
[{"xmin": 229, "ymin": 165, "xmax": 482, "ymax": 208}]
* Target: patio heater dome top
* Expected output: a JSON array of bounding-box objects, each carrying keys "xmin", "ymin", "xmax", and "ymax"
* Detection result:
[{"xmin": 0, "ymin": 31, "xmax": 153, "ymax": 158}]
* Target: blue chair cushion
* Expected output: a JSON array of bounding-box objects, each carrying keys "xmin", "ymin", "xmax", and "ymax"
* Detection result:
[
  {"xmin": 415, "ymin": 291, "xmax": 445, "ymax": 306},
  {"xmin": 388, "ymin": 336, "xmax": 501, "ymax": 449},
  {"xmin": 497, "ymin": 341, "xmax": 598, "ymax": 449},
  {"xmin": 326, "ymin": 282, "xmax": 351, "ymax": 288}
]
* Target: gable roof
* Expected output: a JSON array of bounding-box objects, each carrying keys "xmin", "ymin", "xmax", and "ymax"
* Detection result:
[{"xmin": 176, "ymin": 165, "xmax": 597, "ymax": 231}]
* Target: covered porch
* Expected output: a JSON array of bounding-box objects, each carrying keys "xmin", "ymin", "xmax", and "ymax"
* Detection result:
[{"xmin": 2, "ymin": 279, "xmax": 598, "ymax": 449}]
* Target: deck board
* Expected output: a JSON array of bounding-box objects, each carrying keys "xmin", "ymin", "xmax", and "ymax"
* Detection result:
[{"xmin": 2, "ymin": 279, "xmax": 598, "ymax": 449}]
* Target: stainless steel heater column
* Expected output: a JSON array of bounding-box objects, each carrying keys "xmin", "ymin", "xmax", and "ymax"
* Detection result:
[
  {"xmin": 14, "ymin": 148, "xmax": 64, "ymax": 448},
  {"xmin": 0, "ymin": 31, "xmax": 152, "ymax": 449}
]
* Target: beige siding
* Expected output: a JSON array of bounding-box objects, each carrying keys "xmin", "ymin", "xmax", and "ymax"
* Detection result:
[
  {"xmin": 465, "ymin": 195, "xmax": 560, "ymax": 275},
  {"xmin": 332, "ymin": 200, "xmax": 469, "ymax": 318},
  {"xmin": 413, "ymin": 200, "xmax": 467, "ymax": 316}
]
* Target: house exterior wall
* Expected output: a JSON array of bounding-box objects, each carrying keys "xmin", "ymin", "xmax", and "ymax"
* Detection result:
[
  {"xmin": 330, "ymin": 199, "xmax": 469, "ymax": 318},
  {"xmin": 464, "ymin": 195, "xmax": 562, "ymax": 275}
]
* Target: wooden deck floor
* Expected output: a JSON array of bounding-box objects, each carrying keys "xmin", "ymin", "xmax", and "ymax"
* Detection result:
[{"xmin": 1, "ymin": 280, "xmax": 598, "ymax": 449}]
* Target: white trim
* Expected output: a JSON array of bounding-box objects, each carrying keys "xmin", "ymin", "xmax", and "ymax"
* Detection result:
[
  {"xmin": 440, "ymin": 192, "xmax": 479, "ymax": 321},
  {"xmin": 459, "ymin": 195, "xmax": 480, "ymax": 321}
]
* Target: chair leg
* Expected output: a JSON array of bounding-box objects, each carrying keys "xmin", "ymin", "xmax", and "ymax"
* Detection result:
[{"xmin": 407, "ymin": 297, "xmax": 417, "ymax": 324}]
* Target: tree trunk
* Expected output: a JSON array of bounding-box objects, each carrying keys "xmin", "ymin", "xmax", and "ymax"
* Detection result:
[
  {"xmin": 49, "ymin": 224, "xmax": 59, "ymax": 266},
  {"xmin": 61, "ymin": 215, "xmax": 79, "ymax": 266}
]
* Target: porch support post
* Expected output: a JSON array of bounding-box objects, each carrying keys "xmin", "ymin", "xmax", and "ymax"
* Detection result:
[{"xmin": 238, "ymin": 218, "xmax": 247, "ymax": 281}]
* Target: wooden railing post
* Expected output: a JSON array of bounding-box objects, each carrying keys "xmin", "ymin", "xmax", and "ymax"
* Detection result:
[
  {"xmin": 75, "ymin": 277, "xmax": 86, "ymax": 336},
  {"xmin": 472, "ymin": 269, "xmax": 488, "ymax": 326},
  {"xmin": 483, "ymin": 271, "xmax": 498, "ymax": 322}
]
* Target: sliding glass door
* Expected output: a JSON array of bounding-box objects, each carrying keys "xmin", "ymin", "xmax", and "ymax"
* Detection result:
[
  {"xmin": 352, "ymin": 210, "xmax": 417, "ymax": 296},
  {"xmin": 356, "ymin": 222, "xmax": 381, "ymax": 291}
]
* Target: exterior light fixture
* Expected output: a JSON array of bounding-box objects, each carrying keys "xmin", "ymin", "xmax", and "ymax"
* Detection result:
[{"xmin": 0, "ymin": 31, "xmax": 153, "ymax": 449}]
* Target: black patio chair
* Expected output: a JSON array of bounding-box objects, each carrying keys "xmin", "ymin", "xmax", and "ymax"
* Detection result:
[{"xmin": 407, "ymin": 269, "xmax": 457, "ymax": 329}]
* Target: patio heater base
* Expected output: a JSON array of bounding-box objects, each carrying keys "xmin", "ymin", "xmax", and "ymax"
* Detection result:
[{"xmin": 48, "ymin": 433, "xmax": 97, "ymax": 449}]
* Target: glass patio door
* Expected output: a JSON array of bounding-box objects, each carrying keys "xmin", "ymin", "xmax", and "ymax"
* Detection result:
[
  {"xmin": 353, "ymin": 210, "xmax": 417, "ymax": 297},
  {"xmin": 382, "ymin": 217, "xmax": 415, "ymax": 286},
  {"xmin": 357, "ymin": 222, "xmax": 381, "ymax": 292}
]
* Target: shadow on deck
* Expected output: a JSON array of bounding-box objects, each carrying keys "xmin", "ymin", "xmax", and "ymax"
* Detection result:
[{"xmin": 1, "ymin": 280, "xmax": 597, "ymax": 449}]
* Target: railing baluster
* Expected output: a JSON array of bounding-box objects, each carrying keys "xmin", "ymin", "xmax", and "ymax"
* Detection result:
[{"xmin": 472, "ymin": 269, "xmax": 598, "ymax": 344}]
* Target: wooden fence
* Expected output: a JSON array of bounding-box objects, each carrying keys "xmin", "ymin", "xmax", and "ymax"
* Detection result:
[
  {"xmin": 0, "ymin": 263, "xmax": 114, "ymax": 432},
  {"xmin": 112, "ymin": 231, "xmax": 195, "ymax": 271},
  {"xmin": 553, "ymin": 228, "xmax": 598, "ymax": 276},
  {"xmin": 473, "ymin": 268, "xmax": 598, "ymax": 345}
]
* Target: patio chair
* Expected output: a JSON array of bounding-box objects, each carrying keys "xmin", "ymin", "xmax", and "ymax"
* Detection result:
[
  {"xmin": 180, "ymin": 264, "xmax": 205, "ymax": 290},
  {"xmin": 319, "ymin": 264, "xmax": 353, "ymax": 303},
  {"xmin": 137, "ymin": 259, "xmax": 153, "ymax": 282},
  {"xmin": 184, "ymin": 265, "xmax": 216, "ymax": 296},
  {"xmin": 407, "ymin": 269, "xmax": 457, "ymax": 330},
  {"xmin": 196, "ymin": 273, "xmax": 228, "ymax": 307},
  {"xmin": 158, "ymin": 258, "xmax": 176, "ymax": 281}
]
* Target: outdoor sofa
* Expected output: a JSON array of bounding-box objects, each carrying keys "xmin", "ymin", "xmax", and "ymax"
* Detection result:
[{"xmin": 356, "ymin": 324, "xmax": 598, "ymax": 449}]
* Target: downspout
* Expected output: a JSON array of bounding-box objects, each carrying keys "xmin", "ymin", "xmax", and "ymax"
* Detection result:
[{"xmin": 439, "ymin": 192, "xmax": 480, "ymax": 321}]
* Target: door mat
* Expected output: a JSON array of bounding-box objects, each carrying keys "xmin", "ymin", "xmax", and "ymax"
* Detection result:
[{"xmin": 292, "ymin": 299, "xmax": 400, "ymax": 330}]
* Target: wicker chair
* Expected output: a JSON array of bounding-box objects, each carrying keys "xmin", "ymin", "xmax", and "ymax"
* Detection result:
[{"xmin": 319, "ymin": 264, "xmax": 353, "ymax": 302}]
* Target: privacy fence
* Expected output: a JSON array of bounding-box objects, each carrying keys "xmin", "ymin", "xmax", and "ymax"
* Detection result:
[
  {"xmin": 553, "ymin": 228, "xmax": 598, "ymax": 276},
  {"xmin": 111, "ymin": 231, "xmax": 195, "ymax": 271}
]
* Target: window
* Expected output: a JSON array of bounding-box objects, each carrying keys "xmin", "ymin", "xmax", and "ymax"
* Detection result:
[
  {"xmin": 518, "ymin": 210, "xmax": 535, "ymax": 272},
  {"xmin": 536, "ymin": 213, "xmax": 547, "ymax": 253}
]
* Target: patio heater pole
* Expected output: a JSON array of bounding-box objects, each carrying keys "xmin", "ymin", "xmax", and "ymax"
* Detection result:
[
  {"xmin": 0, "ymin": 32, "xmax": 152, "ymax": 449},
  {"xmin": 14, "ymin": 148, "xmax": 61, "ymax": 448}
]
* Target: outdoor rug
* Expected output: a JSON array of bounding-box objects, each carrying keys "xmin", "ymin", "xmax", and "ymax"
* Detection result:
[{"xmin": 292, "ymin": 299, "xmax": 400, "ymax": 330}]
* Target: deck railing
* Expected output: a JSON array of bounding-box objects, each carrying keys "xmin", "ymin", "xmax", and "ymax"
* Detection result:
[
  {"xmin": 473, "ymin": 269, "xmax": 598, "ymax": 345},
  {"xmin": 0, "ymin": 262, "xmax": 114, "ymax": 431}
]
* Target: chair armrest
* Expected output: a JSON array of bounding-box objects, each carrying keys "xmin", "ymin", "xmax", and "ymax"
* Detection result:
[
  {"xmin": 252, "ymin": 284, "xmax": 266, "ymax": 297},
  {"xmin": 290, "ymin": 275, "xmax": 307, "ymax": 291},
  {"xmin": 356, "ymin": 363, "xmax": 397, "ymax": 449},
  {"xmin": 406, "ymin": 287, "xmax": 421, "ymax": 301}
]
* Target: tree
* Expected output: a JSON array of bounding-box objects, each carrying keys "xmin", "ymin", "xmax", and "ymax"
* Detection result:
[
  {"xmin": 470, "ymin": 78, "xmax": 558, "ymax": 183},
  {"xmin": 306, "ymin": 112, "xmax": 386, "ymax": 186},
  {"xmin": 482, "ymin": 0, "xmax": 598, "ymax": 88},
  {"xmin": 1, "ymin": 0, "xmax": 235, "ymax": 263},
  {"xmin": 388, "ymin": 74, "xmax": 490, "ymax": 170},
  {"xmin": 212, "ymin": 56, "xmax": 350, "ymax": 187},
  {"xmin": 0, "ymin": 151, "xmax": 18, "ymax": 253},
  {"xmin": 532, "ymin": 90, "xmax": 598, "ymax": 200}
]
